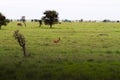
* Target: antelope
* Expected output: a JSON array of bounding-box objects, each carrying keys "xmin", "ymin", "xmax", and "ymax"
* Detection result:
[
  {"xmin": 17, "ymin": 23, "xmax": 22, "ymax": 26},
  {"xmin": 53, "ymin": 37, "xmax": 61, "ymax": 44}
]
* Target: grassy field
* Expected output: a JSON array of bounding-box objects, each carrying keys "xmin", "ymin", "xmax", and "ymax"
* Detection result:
[{"xmin": 1, "ymin": 22, "xmax": 120, "ymax": 80}]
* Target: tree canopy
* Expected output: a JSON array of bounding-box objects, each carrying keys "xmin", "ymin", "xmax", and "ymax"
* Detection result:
[
  {"xmin": 42, "ymin": 10, "xmax": 59, "ymax": 28},
  {"xmin": 0, "ymin": 13, "xmax": 8, "ymax": 30}
]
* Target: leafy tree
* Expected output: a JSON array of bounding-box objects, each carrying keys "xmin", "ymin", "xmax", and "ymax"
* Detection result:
[
  {"xmin": 0, "ymin": 13, "xmax": 8, "ymax": 30},
  {"xmin": 42, "ymin": 10, "xmax": 59, "ymax": 28}
]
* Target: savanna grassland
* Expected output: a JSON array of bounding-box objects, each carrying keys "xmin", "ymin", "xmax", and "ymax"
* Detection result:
[{"xmin": 1, "ymin": 22, "xmax": 120, "ymax": 80}]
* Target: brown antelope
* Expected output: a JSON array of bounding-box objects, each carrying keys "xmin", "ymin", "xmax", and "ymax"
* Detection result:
[
  {"xmin": 53, "ymin": 37, "xmax": 61, "ymax": 44},
  {"xmin": 17, "ymin": 23, "xmax": 22, "ymax": 26}
]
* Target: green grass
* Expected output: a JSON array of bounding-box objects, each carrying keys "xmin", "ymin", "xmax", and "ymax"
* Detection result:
[{"xmin": 1, "ymin": 22, "xmax": 120, "ymax": 80}]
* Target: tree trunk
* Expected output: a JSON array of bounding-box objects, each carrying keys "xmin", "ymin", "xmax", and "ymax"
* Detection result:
[
  {"xmin": 0, "ymin": 26, "xmax": 1, "ymax": 30},
  {"xmin": 39, "ymin": 24, "xmax": 41, "ymax": 27},
  {"xmin": 22, "ymin": 46, "xmax": 27, "ymax": 57},
  {"xmin": 39, "ymin": 21, "xmax": 42, "ymax": 27},
  {"xmin": 50, "ymin": 24, "xmax": 52, "ymax": 28}
]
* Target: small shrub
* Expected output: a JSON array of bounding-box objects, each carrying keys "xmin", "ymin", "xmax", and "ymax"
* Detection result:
[{"xmin": 13, "ymin": 30, "xmax": 27, "ymax": 57}]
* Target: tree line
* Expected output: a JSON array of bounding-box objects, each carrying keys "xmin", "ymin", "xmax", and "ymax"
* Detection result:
[{"xmin": 0, "ymin": 10, "xmax": 59, "ymax": 29}]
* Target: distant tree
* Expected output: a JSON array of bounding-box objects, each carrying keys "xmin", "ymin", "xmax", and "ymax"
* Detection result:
[
  {"xmin": 6, "ymin": 19, "xmax": 10, "ymax": 23},
  {"xmin": 117, "ymin": 20, "xmax": 120, "ymax": 23},
  {"xmin": 0, "ymin": 13, "xmax": 9, "ymax": 30},
  {"xmin": 42, "ymin": 10, "xmax": 59, "ymax": 28},
  {"xmin": 13, "ymin": 30, "xmax": 27, "ymax": 57},
  {"xmin": 31, "ymin": 19, "xmax": 34, "ymax": 22},
  {"xmin": 79, "ymin": 19, "xmax": 83, "ymax": 22},
  {"xmin": 103, "ymin": 19, "xmax": 111, "ymax": 22},
  {"xmin": 21, "ymin": 16, "xmax": 26, "ymax": 27},
  {"xmin": 63, "ymin": 19, "xmax": 71, "ymax": 22},
  {"xmin": 34, "ymin": 19, "xmax": 38, "ymax": 22}
]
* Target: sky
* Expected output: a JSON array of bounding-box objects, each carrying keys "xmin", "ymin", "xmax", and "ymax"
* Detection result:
[{"xmin": 0, "ymin": 0, "xmax": 120, "ymax": 20}]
